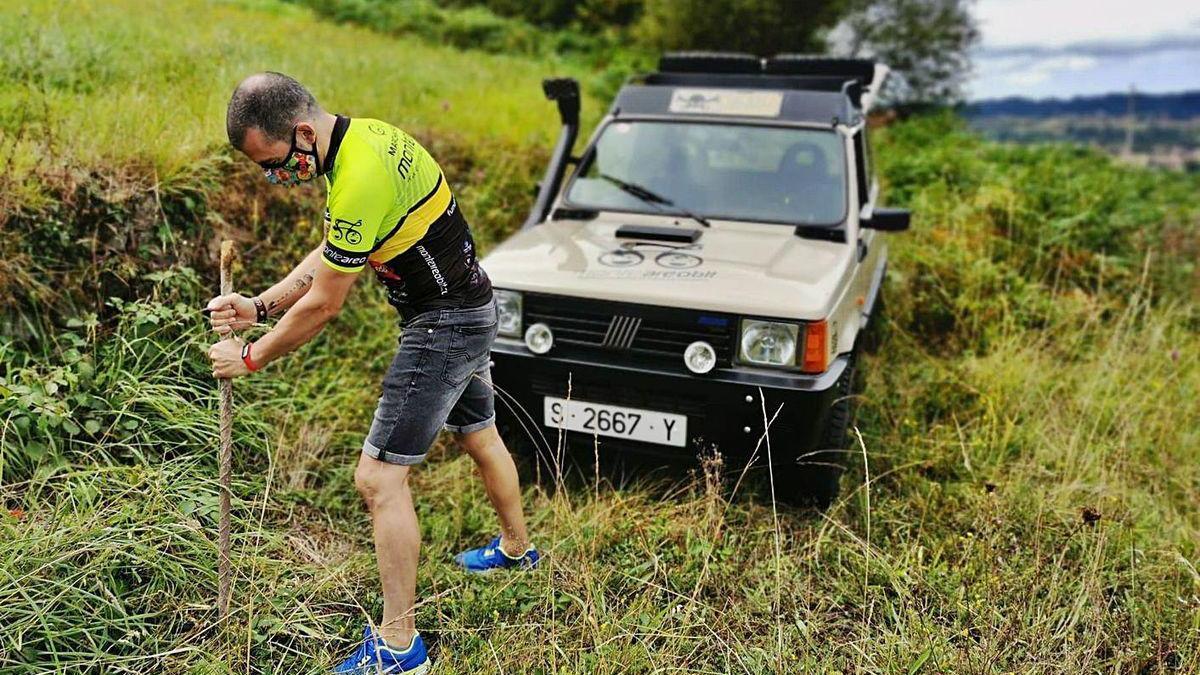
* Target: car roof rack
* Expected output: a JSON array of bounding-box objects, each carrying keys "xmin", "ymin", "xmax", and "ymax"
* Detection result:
[
  {"xmin": 658, "ymin": 52, "xmax": 762, "ymax": 75},
  {"xmin": 643, "ymin": 52, "xmax": 889, "ymax": 114},
  {"xmin": 764, "ymin": 55, "xmax": 877, "ymax": 86}
]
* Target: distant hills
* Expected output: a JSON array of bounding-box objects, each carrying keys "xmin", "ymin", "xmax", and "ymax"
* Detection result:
[
  {"xmin": 962, "ymin": 90, "xmax": 1200, "ymax": 171},
  {"xmin": 965, "ymin": 90, "xmax": 1200, "ymax": 120}
]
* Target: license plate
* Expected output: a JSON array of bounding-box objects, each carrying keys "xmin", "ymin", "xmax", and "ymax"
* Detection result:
[{"xmin": 543, "ymin": 397, "xmax": 687, "ymax": 447}]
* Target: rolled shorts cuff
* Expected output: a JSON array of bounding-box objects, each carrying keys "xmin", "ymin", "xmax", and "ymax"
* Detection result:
[
  {"xmin": 362, "ymin": 440, "xmax": 427, "ymax": 466},
  {"xmin": 444, "ymin": 414, "xmax": 496, "ymax": 435}
]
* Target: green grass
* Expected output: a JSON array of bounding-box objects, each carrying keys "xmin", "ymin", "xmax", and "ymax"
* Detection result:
[
  {"xmin": 2, "ymin": 1, "xmax": 1198, "ymax": 673},
  {"xmin": 0, "ymin": 0, "xmax": 600, "ymax": 206}
]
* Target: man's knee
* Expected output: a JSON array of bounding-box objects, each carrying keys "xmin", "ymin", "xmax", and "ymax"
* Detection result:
[
  {"xmin": 354, "ymin": 458, "xmax": 378, "ymax": 506},
  {"xmin": 355, "ymin": 455, "xmax": 409, "ymax": 509},
  {"xmin": 456, "ymin": 425, "xmax": 502, "ymax": 457}
]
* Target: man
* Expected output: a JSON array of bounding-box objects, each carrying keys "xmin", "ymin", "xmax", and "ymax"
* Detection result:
[{"xmin": 206, "ymin": 72, "xmax": 538, "ymax": 674}]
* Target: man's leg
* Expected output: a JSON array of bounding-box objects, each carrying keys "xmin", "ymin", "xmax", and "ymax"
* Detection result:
[
  {"xmin": 354, "ymin": 454, "xmax": 419, "ymax": 648},
  {"xmin": 456, "ymin": 425, "xmax": 530, "ymax": 555}
]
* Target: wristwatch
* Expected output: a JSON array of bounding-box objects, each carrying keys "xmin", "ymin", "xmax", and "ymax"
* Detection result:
[
  {"xmin": 241, "ymin": 342, "xmax": 261, "ymax": 372},
  {"xmin": 252, "ymin": 296, "xmax": 268, "ymax": 323}
]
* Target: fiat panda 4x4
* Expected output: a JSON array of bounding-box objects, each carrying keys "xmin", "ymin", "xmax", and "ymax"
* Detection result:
[{"xmin": 480, "ymin": 53, "xmax": 910, "ymax": 506}]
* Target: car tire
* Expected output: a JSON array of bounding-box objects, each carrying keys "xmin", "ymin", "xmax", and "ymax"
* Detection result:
[
  {"xmin": 772, "ymin": 354, "xmax": 858, "ymax": 509},
  {"xmin": 860, "ymin": 292, "xmax": 887, "ymax": 355}
]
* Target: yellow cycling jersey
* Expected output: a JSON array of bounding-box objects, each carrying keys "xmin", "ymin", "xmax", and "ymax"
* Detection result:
[{"xmin": 321, "ymin": 115, "xmax": 491, "ymax": 316}]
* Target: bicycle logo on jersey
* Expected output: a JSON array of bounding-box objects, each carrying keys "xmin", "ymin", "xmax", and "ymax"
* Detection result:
[{"xmin": 331, "ymin": 218, "xmax": 363, "ymax": 245}]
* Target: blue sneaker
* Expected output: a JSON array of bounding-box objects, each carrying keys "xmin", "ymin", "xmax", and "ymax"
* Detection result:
[
  {"xmin": 332, "ymin": 625, "xmax": 431, "ymax": 674},
  {"xmin": 454, "ymin": 535, "xmax": 540, "ymax": 573}
]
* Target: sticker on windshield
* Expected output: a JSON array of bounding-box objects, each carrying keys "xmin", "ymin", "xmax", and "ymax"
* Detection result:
[{"xmin": 669, "ymin": 89, "xmax": 783, "ymax": 117}]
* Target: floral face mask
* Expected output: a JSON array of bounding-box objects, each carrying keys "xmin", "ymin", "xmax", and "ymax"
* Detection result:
[{"xmin": 260, "ymin": 127, "xmax": 321, "ymax": 186}]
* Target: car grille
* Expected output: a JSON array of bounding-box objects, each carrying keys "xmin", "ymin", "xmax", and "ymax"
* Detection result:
[{"xmin": 523, "ymin": 293, "xmax": 737, "ymax": 368}]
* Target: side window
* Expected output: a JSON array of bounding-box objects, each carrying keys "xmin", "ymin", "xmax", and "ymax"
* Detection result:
[
  {"xmin": 853, "ymin": 130, "xmax": 871, "ymax": 208},
  {"xmin": 863, "ymin": 128, "xmax": 875, "ymax": 192}
]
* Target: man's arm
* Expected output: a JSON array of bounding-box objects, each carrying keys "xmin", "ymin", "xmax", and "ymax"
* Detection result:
[
  {"xmin": 207, "ymin": 244, "xmax": 323, "ymax": 336},
  {"xmin": 210, "ymin": 156, "xmax": 391, "ymax": 375},
  {"xmin": 258, "ymin": 244, "xmax": 324, "ymax": 317},
  {"xmin": 250, "ymin": 263, "xmax": 360, "ymax": 366}
]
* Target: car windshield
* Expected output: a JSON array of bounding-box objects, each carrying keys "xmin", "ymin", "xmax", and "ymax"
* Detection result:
[{"xmin": 565, "ymin": 121, "xmax": 847, "ymax": 225}]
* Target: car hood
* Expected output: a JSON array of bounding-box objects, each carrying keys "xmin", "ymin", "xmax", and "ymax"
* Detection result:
[{"xmin": 481, "ymin": 214, "xmax": 852, "ymax": 320}]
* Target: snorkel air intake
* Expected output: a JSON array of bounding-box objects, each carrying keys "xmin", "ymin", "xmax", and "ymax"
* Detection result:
[{"xmin": 523, "ymin": 78, "xmax": 580, "ymax": 228}]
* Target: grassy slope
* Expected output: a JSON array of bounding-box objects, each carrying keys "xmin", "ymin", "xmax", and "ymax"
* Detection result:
[
  {"xmin": 0, "ymin": 0, "xmax": 597, "ymax": 205},
  {"xmin": 1, "ymin": 1, "xmax": 1198, "ymax": 673}
]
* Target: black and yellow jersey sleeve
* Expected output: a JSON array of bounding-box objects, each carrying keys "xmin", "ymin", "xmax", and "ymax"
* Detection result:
[
  {"xmin": 322, "ymin": 156, "xmax": 395, "ymax": 272},
  {"xmin": 321, "ymin": 116, "xmax": 491, "ymax": 316}
]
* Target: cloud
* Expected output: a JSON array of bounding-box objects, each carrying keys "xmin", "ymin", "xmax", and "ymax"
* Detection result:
[
  {"xmin": 975, "ymin": 33, "xmax": 1199, "ymax": 88},
  {"xmin": 1000, "ymin": 55, "xmax": 1100, "ymax": 87},
  {"xmin": 968, "ymin": 0, "xmax": 1200, "ymax": 99},
  {"xmin": 978, "ymin": 34, "xmax": 1200, "ymax": 60},
  {"xmin": 973, "ymin": 0, "xmax": 1200, "ymax": 51}
]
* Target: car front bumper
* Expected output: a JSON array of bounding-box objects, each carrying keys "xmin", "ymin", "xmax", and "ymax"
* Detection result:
[{"xmin": 489, "ymin": 339, "xmax": 848, "ymax": 463}]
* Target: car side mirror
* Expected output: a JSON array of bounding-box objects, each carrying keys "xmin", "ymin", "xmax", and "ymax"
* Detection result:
[{"xmin": 861, "ymin": 207, "xmax": 910, "ymax": 232}]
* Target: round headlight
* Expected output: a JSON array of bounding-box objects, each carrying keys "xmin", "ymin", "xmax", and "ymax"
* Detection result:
[
  {"xmin": 524, "ymin": 322, "xmax": 554, "ymax": 355},
  {"xmin": 495, "ymin": 290, "xmax": 523, "ymax": 337},
  {"xmin": 739, "ymin": 321, "xmax": 797, "ymax": 366},
  {"xmin": 684, "ymin": 341, "xmax": 716, "ymax": 374}
]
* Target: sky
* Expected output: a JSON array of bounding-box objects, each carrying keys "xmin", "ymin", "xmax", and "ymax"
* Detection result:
[{"xmin": 969, "ymin": 0, "xmax": 1200, "ymax": 100}]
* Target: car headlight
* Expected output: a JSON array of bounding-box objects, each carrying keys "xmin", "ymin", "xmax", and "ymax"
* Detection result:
[
  {"xmin": 495, "ymin": 289, "xmax": 523, "ymax": 337},
  {"xmin": 738, "ymin": 320, "xmax": 801, "ymax": 368}
]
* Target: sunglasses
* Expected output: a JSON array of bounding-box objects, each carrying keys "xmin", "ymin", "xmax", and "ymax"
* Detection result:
[{"xmin": 257, "ymin": 126, "xmax": 306, "ymax": 170}]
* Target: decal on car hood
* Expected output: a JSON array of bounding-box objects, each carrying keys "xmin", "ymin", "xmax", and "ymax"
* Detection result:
[{"xmin": 590, "ymin": 242, "xmax": 714, "ymax": 280}]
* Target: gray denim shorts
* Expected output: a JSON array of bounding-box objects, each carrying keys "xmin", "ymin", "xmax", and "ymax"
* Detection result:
[{"xmin": 362, "ymin": 298, "xmax": 498, "ymax": 465}]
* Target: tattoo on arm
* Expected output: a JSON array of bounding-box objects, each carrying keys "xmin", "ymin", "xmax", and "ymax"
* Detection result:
[{"xmin": 268, "ymin": 269, "xmax": 315, "ymax": 315}]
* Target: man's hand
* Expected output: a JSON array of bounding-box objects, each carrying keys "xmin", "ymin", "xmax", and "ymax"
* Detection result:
[
  {"xmin": 206, "ymin": 294, "xmax": 257, "ymax": 336},
  {"xmin": 208, "ymin": 338, "xmax": 250, "ymax": 379}
]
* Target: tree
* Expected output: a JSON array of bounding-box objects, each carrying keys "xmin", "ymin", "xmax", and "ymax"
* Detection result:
[
  {"xmin": 635, "ymin": 0, "xmax": 846, "ymax": 56},
  {"xmin": 835, "ymin": 0, "xmax": 979, "ymax": 105}
]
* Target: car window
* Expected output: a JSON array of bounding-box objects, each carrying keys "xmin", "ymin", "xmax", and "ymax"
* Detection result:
[{"xmin": 566, "ymin": 121, "xmax": 846, "ymax": 225}]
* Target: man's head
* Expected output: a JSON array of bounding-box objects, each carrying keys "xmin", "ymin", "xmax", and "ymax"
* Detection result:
[{"xmin": 226, "ymin": 72, "xmax": 325, "ymax": 184}]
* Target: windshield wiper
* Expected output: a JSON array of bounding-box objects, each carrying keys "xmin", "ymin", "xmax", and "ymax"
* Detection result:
[{"xmin": 597, "ymin": 173, "xmax": 710, "ymax": 227}]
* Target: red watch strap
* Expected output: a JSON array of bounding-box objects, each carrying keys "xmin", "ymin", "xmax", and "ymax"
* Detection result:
[{"xmin": 241, "ymin": 342, "xmax": 260, "ymax": 372}]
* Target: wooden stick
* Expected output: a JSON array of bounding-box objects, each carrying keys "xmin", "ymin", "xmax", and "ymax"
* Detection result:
[{"xmin": 217, "ymin": 240, "xmax": 235, "ymax": 620}]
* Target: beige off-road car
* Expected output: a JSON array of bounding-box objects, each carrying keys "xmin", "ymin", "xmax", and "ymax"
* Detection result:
[{"xmin": 481, "ymin": 53, "xmax": 910, "ymax": 506}]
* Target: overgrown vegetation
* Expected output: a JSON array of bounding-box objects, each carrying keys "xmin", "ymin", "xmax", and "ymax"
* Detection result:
[
  {"xmin": 1, "ymin": 1, "xmax": 1197, "ymax": 673},
  {"xmin": 281, "ymin": 0, "xmax": 652, "ymax": 105},
  {"xmin": 284, "ymin": 0, "xmax": 981, "ymax": 106}
]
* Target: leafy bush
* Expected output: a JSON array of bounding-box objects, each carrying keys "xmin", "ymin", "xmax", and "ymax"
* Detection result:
[
  {"xmin": 874, "ymin": 113, "xmax": 1199, "ymax": 353},
  {"xmin": 634, "ymin": 0, "xmax": 843, "ymax": 54},
  {"xmin": 448, "ymin": 0, "xmax": 644, "ymax": 32},
  {"xmin": 287, "ymin": 0, "xmax": 606, "ymax": 59},
  {"xmin": 274, "ymin": 0, "xmax": 662, "ymax": 114}
]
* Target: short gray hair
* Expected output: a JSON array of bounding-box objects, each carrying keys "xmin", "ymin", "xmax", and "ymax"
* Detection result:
[{"xmin": 226, "ymin": 72, "xmax": 320, "ymax": 149}]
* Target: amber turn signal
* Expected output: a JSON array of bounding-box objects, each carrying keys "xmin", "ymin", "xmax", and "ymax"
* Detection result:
[{"xmin": 801, "ymin": 320, "xmax": 828, "ymax": 373}]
